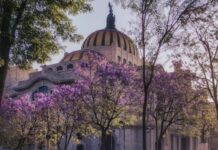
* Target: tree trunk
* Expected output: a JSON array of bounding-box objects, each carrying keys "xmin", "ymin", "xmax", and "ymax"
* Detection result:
[
  {"xmin": 100, "ymin": 130, "xmax": 107, "ymax": 150},
  {"xmin": 0, "ymin": 2, "xmax": 13, "ymax": 103},
  {"xmin": 141, "ymin": 7, "xmax": 148, "ymax": 148},
  {"xmin": 155, "ymin": 120, "xmax": 158, "ymax": 150},
  {"xmin": 156, "ymin": 139, "xmax": 162, "ymax": 150},
  {"xmin": 0, "ymin": 60, "xmax": 8, "ymax": 102},
  {"xmin": 57, "ymin": 140, "xmax": 61, "ymax": 150},
  {"xmin": 142, "ymin": 90, "xmax": 148, "ymax": 150},
  {"xmin": 214, "ymin": 99, "xmax": 218, "ymax": 121},
  {"xmin": 63, "ymin": 130, "xmax": 73, "ymax": 150},
  {"xmin": 14, "ymin": 137, "xmax": 26, "ymax": 150},
  {"xmin": 46, "ymin": 139, "xmax": 50, "ymax": 150}
]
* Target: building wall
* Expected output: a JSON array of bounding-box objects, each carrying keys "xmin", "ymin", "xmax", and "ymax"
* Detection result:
[
  {"xmin": 3, "ymin": 67, "xmax": 32, "ymax": 98},
  {"xmin": 88, "ymin": 46, "xmax": 142, "ymax": 66},
  {"xmin": 209, "ymin": 130, "xmax": 218, "ymax": 150},
  {"xmin": 62, "ymin": 127, "xmax": 204, "ymax": 150},
  {"xmin": 12, "ymin": 61, "xmax": 77, "ymax": 98},
  {"xmin": 7, "ymin": 50, "xmax": 209, "ymax": 150}
]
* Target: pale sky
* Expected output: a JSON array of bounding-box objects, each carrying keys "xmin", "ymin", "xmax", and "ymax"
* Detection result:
[{"xmin": 33, "ymin": 0, "xmax": 134, "ymax": 69}]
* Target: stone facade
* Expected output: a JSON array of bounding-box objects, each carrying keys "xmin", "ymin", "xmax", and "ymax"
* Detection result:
[
  {"xmin": 3, "ymin": 67, "xmax": 33, "ymax": 98},
  {"xmin": 61, "ymin": 127, "xmax": 204, "ymax": 150},
  {"xmin": 209, "ymin": 130, "xmax": 218, "ymax": 150}
]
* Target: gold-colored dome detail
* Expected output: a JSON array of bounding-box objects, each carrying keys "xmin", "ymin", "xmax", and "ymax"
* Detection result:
[
  {"xmin": 60, "ymin": 50, "xmax": 104, "ymax": 62},
  {"xmin": 82, "ymin": 29, "xmax": 138, "ymax": 56}
]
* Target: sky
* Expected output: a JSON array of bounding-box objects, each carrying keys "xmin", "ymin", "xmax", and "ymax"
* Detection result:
[{"xmin": 33, "ymin": 0, "xmax": 134, "ymax": 69}]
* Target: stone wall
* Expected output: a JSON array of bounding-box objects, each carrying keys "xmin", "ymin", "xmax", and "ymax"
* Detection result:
[
  {"xmin": 198, "ymin": 143, "xmax": 209, "ymax": 150},
  {"xmin": 3, "ymin": 67, "xmax": 32, "ymax": 98}
]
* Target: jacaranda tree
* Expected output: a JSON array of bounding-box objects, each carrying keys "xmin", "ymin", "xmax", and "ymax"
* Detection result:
[
  {"xmin": 0, "ymin": 95, "xmax": 42, "ymax": 150},
  {"xmin": 0, "ymin": 86, "xmax": 88, "ymax": 150},
  {"xmin": 1, "ymin": 51, "xmax": 210, "ymax": 150},
  {"xmin": 74, "ymin": 51, "xmax": 139, "ymax": 150},
  {"xmin": 51, "ymin": 85, "xmax": 87, "ymax": 150},
  {"xmin": 115, "ymin": 0, "xmax": 215, "ymax": 149},
  {"xmin": 148, "ymin": 69, "xmax": 202, "ymax": 150}
]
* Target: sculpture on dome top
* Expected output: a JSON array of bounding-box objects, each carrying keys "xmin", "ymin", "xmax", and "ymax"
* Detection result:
[
  {"xmin": 106, "ymin": 2, "xmax": 116, "ymax": 29},
  {"xmin": 109, "ymin": 2, "xmax": 113, "ymax": 14}
]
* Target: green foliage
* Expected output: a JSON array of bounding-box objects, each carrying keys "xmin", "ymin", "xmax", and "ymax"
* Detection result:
[
  {"xmin": 179, "ymin": 100, "xmax": 217, "ymax": 142},
  {"xmin": 0, "ymin": 0, "xmax": 93, "ymax": 68},
  {"xmin": 172, "ymin": 2, "xmax": 218, "ymax": 122}
]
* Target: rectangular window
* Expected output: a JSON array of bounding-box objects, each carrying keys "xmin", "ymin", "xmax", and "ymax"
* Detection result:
[
  {"xmin": 176, "ymin": 135, "xmax": 179, "ymax": 150},
  {"xmin": 193, "ymin": 137, "xmax": 197, "ymax": 150},
  {"xmin": 171, "ymin": 135, "xmax": 174, "ymax": 150},
  {"xmin": 181, "ymin": 136, "xmax": 189, "ymax": 150},
  {"xmin": 118, "ymin": 56, "xmax": 121, "ymax": 62},
  {"xmin": 123, "ymin": 59, "xmax": 126, "ymax": 64}
]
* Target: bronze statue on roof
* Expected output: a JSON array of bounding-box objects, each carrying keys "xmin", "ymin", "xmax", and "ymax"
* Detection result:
[{"xmin": 106, "ymin": 2, "xmax": 116, "ymax": 29}]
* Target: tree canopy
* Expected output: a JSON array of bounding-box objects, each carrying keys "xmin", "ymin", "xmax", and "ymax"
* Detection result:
[{"xmin": 0, "ymin": 0, "xmax": 93, "ymax": 101}]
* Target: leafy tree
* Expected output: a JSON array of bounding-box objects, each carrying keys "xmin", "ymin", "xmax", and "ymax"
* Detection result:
[
  {"xmin": 0, "ymin": 87, "xmax": 89, "ymax": 150},
  {"xmin": 114, "ymin": 0, "xmax": 212, "ymax": 149},
  {"xmin": 50, "ymin": 85, "xmax": 89, "ymax": 150},
  {"xmin": 75, "ymin": 52, "xmax": 138, "ymax": 150},
  {"xmin": 148, "ymin": 69, "xmax": 201, "ymax": 150},
  {"xmin": 182, "ymin": 99, "xmax": 217, "ymax": 143},
  {"xmin": 0, "ymin": 0, "xmax": 93, "ymax": 102},
  {"xmin": 33, "ymin": 88, "xmax": 87, "ymax": 150},
  {"xmin": 33, "ymin": 93, "xmax": 56, "ymax": 150},
  {"xmin": 198, "ymin": 102, "xmax": 217, "ymax": 143},
  {"xmin": 174, "ymin": 2, "xmax": 218, "ymax": 121},
  {"xmin": 0, "ymin": 95, "xmax": 42, "ymax": 150}
]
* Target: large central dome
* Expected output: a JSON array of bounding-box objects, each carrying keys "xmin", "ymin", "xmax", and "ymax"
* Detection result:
[
  {"xmin": 62, "ymin": 3, "xmax": 141, "ymax": 66},
  {"xmin": 82, "ymin": 29, "xmax": 138, "ymax": 56},
  {"xmin": 81, "ymin": 3, "xmax": 138, "ymax": 57}
]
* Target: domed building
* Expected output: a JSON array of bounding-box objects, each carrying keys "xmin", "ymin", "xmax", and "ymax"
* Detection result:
[
  {"xmin": 6, "ymin": 4, "xmax": 207, "ymax": 150},
  {"xmin": 10, "ymin": 4, "xmax": 141, "ymax": 98},
  {"xmin": 61, "ymin": 4, "xmax": 141, "ymax": 66}
]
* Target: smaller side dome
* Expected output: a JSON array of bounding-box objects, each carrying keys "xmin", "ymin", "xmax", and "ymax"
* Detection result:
[{"xmin": 60, "ymin": 50, "xmax": 104, "ymax": 63}]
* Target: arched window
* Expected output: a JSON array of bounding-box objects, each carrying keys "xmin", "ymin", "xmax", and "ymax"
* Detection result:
[
  {"xmin": 32, "ymin": 86, "xmax": 49, "ymax": 101},
  {"xmin": 129, "ymin": 61, "xmax": 132, "ymax": 65},
  {"xmin": 105, "ymin": 134, "xmax": 115, "ymax": 150},
  {"xmin": 47, "ymin": 68, "xmax": 53, "ymax": 71},
  {"xmin": 57, "ymin": 66, "xmax": 63, "ymax": 71},
  {"xmin": 38, "ymin": 86, "xmax": 49, "ymax": 93},
  {"xmin": 123, "ymin": 59, "xmax": 126, "ymax": 64},
  {"xmin": 117, "ymin": 56, "xmax": 121, "ymax": 62},
  {"xmin": 81, "ymin": 63, "xmax": 89, "ymax": 68},
  {"xmin": 129, "ymin": 44, "xmax": 132, "ymax": 53},
  {"xmin": 67, "ymin": 64, "xmax": 74, "ymax": 70},
  {"xmin": 32, "ymin": 91, "xmax": 38, "ymax": 101},
  {"xmin": 76, "ymin": 144, "xmax": 84, "ymax": 150}
]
